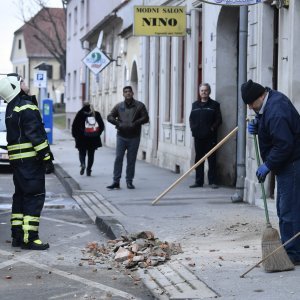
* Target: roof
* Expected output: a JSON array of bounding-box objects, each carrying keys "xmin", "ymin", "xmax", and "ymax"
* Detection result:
[{"xmin": 14, "ymin": 7, "xmax": 66, "ymax": 58}]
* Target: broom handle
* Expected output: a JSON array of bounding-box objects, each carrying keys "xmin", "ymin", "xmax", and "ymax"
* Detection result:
[
  {"xmin": 240, "ymin": 231, "xmax": 300, "ymax": 278},
  {"xmin": 253, "ymin": 134, "xmax": 271, "ymax": 225},
  {"xmin": 152, "ymin": 127, "xmax": 238, "ymax": 205}
]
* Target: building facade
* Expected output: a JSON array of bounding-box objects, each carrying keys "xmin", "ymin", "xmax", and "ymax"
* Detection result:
[
  {"xmin": 244, "ymin": 0, "xmax": 300, "ymax": 206},
  {"xmin": 65, "ymin": 0, "xmax": 123, "ymax": 129},
  {"xmin": 65, "ymin": 0, "xmax": 300, "ymax": 206}
]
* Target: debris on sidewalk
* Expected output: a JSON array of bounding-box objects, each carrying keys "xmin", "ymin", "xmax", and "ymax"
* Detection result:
[{"xmin": 80, "ymin": 231, "xmax": 183, "ymax": 270}]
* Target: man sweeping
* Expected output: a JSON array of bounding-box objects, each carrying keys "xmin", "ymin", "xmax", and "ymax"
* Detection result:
[{"xmin": 242, "ymin": 79, "xmax": 300, "ymax": 266}]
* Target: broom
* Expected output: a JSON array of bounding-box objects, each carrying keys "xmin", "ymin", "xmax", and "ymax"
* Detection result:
[
  {"xmin": 253, "ymin": 133, "xmax": 294, "ymax": 272},
  {"xmin": 241, "ymin": 232, "xmax": 300, "ymax": 278}
]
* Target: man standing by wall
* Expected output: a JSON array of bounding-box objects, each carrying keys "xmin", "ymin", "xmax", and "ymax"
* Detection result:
[
  {"xmin": 189, "ymin": 83, "xmax": 222, "ymax": 189},
  {"xmin": 106, "ymin": 86, "xmax": 149, "ymax": 190}
]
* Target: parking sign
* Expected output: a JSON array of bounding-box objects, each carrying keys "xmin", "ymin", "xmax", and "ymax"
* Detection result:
[{"xmin": 34, "ymin": 70, "xmax": 47, "ymax": 88}]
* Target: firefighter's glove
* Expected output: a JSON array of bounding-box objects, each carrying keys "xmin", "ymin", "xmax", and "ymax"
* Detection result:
[
  {"xmin": 44, "ymin": 160, "xmax": 54, "ymax": 174},
  {"xmin": 248, "ymin": 119, "xmax": 259, "ymax": 135},
  {"xmin": 256, "ymin": 163, "xmax": 270, "ymax": 183}
]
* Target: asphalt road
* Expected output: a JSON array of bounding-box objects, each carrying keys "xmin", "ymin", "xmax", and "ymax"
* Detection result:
[{"xmin": 0, "ymin": 167, "xmax": 153, "ymax": 300}]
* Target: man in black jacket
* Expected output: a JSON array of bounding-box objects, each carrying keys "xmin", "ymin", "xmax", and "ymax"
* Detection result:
[
  {"xmin": 107, "ymin": 86, "xmax": 149, "ymax": 189},
  {"xmin": 189, "ymin": 83, "xmax": 222, "ymax": 188},
  {"xmin": 0, "ymin": 73, "xmax": 54, "ymax": 250}
]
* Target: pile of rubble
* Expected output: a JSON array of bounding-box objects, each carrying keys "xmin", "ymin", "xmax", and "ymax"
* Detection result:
[{"xmin": 81, "ymin": 231, "xmax": 183, "ymax": 269}]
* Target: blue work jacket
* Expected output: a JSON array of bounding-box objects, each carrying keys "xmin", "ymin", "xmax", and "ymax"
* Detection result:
[{"xmin": 257, "ymin": 89, "xmax": 300, "ymax": 173}]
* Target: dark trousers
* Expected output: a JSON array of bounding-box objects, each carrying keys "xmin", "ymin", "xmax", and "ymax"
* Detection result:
[
  {"xmin": 276, "ymin": 160, "xmax": 300, "ymax": 261},
  {"xmin": 113, "ymin": 135, "xmax": 140, "ymax": 183},
  {"xmin": 194, "ymin": 137, "xmax": 217, "ymax": 186},
  {"xmin": 11, "ymin": 160, "xmax": 45, "ymax": 242},
  {"xmin": 79, "ymin": 148, "xmax": 95, "ymax": 171}
]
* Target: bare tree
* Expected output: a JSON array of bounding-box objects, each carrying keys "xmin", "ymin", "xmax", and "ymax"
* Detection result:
[{"xmin": 17, "ymin": 0, "xmax": 67, "ymax": 78}]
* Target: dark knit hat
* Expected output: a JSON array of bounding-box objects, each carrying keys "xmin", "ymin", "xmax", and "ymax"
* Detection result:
[{"xmin": 241, "ymin": 80, "xmax": 265, "ymax": 104}]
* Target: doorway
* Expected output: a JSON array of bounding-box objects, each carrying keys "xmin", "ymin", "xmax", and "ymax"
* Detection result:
[{"xmin": 215, "ymin": 6, "xmax": 239, "ymax": 186}]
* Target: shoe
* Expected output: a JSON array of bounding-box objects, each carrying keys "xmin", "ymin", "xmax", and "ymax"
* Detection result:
[
  {"xmin": 21, "ymin": 239, "xmax": 49, "ymax": 250},
  {"xmin": 86, "ymin": 170, "xmax": 91, "ymax": 176},
  {"xmin": 12, "ymin": 238, "xmax": 22, "ymax": 247},
  {"xmin": 210, "ymin": 184, "xmax": 218, "ymax": 189},
  {"xmin": 80, "ymin": 165, "xmax": 85, "ymax": 175},
  {"xmin": 127, "ymin": 182, "xmax": 135, "ymax": 189},
  {"xmin": 106, "ymin": 182, "xmax": 120, "ymax": 189},
  {"xmin": 189, "ymin": 183, "xmax": 203, "ymax": 188}
]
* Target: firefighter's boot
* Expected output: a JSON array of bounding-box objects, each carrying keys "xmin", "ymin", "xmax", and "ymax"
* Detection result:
[
  {"xmin": 11, "ymin": 213, "xmax": 23, "ymax": 247},
  {"xmin": 21, "ymin": 215, "xmax": 49, "ymax": 250},
  {"xmin": 21, "ymin": 239, "xmax": 49, "ymax": 250}
]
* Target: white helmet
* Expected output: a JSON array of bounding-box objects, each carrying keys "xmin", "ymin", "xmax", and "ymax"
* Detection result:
[{"xmin": 0, "ymin": 74, "xmax": 21, "ymax": 103}]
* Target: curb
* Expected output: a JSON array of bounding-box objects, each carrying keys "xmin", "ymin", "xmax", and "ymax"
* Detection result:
[
  {"xmin": 54, "ymin": 163, "xmax": 80, "ymax": 196},
  {"xmin": 54, "ymin": 163, "xmax": 123, "ymax": 240},
  {"xmin": 95, "ymin": 216, "xmax": 128, "ymax": 240}
]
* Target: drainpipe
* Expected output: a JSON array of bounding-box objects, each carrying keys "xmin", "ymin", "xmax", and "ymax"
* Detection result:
[
  {"xmin": 85, "ymin": 66, "xmax": 89, "ymax": 102},
  {"xmin": 231, "ymin": 6, "xmax": 248, "ymax": 203},
  {"xmin": 81, "ymin": 40, "xmax": 91, "ymax": 103}
]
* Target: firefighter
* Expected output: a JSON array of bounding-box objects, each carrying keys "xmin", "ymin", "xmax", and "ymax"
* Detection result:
[{"xmin": 0, "ymin": 73, "xmax": 54, "ymax": 250}]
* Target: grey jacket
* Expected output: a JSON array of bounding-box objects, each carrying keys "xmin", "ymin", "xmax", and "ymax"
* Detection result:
[{"xmin": 107, "ymin": 99, "xmax": 149, "ymax": 138}]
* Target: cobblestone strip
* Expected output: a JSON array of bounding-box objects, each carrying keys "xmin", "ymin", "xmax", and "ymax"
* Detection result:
[
  {"xmin": 72, "ymin": 191, "xmax": 124, "ymax": 222},
  {"xmin": 137, "ymin": 261, "xmax": 218, "ymax": 299}
]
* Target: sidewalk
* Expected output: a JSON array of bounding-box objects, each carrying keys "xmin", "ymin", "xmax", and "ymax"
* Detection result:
[{"xmin": 51, "ymin": 127, "xmax": 300, "ymax": 300}]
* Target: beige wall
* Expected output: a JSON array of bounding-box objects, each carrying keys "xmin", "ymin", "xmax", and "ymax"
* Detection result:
[{"xmin": 11, "ymin": 31, "xmax": 65, "ymax": 104}]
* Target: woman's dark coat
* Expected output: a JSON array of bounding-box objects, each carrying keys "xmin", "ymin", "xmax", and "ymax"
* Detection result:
[{"xmin": 72, "ymin": 105, "xmax": 104, "ymax": 150}]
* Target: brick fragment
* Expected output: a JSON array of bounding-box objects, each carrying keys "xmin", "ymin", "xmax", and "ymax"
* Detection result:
[{"xmin": 114, "ymin": 247, "xmax": 132, "ymax": 262}]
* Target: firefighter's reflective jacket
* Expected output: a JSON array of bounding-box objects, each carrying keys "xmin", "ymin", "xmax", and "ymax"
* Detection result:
[{"xmin": 5, "ymin": 94, "xmax": 52, "ymax": 163}]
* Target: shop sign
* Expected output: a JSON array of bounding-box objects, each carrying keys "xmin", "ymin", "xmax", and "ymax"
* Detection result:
[
  {"xmin": 134, "ymin": 6, "xmax": 186, "ymax": 36},
  {"xmin": 82, "ymin": 48, "xmax": 111, "ymax": 75}
]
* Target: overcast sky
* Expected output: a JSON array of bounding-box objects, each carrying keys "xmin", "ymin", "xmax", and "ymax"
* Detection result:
[{"xmin": 1, "ymin": 0, "xmax": 63, "ymax": 74}]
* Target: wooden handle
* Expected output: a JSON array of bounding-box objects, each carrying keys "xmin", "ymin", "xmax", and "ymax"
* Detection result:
[
  {"xmin": 240, "ymin": 231, "xmax": 300, "ymax": 278},
  {"xmin": 152, "ymin": 127, "xmax": 238, "ymax": 205}
]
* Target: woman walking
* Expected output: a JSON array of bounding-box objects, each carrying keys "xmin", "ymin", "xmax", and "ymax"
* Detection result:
[{"xmin": 72, "ymin": 102, "xmax": 104, "ymax": 176}]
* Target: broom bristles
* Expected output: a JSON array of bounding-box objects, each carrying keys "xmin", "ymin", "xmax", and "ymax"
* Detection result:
[{"xmin": 262, "ymin": 226, "xmax": 294, "ymax": 272}]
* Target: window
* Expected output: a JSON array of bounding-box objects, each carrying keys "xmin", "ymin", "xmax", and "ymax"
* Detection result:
[
  {"xmin": 180, "ymin": 37, "xmax": 186, "ymax": 123},
  {"xmin": 80, "ymin": 0, "xmax": 85, "ymax": 29},
  {"xmin": 60, "ymin": 65, "xmax": 64, "ymax": 80},
  {"xmin": 47, "ymin": 65, "xmax": 53, "ymax": 79},
  {"xmin": 67, "ymin": 73, "xmax": 71, "ymax": 100},
  {"xmin": 73, "ymin": 70, "xmax": 77, "ymax": 99},
  {"xmin": 18, "ymin": 39, "xmax": 22, "ymax": 49},
  {"xmin": 166, "ymin": 37, "xmax": 171, "ymax": 122},
  {"xmin": 85, "ymin": 0, "xmax": 89, "ymax": 26},
  {"xmin": 68, "ymin": 13, "xmax": 72, "ymax": 38},
  {"xmin": 74, "ymin": 6, "xmax": 78, "ymax": 35},
  {"xmin": 23, "ymin": 65, "xmax": 26, "ymax": 79}
]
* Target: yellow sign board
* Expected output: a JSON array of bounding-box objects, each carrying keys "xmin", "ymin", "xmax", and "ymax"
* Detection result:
[{"xmin": 134, "ymin": 6, "xmax": 186, "ymax": 37}]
